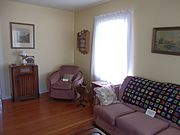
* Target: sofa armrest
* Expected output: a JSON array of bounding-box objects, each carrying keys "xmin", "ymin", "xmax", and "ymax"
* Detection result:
[
  {"xmin": 112, "ymin": 84, "xmax": 121, "ymax": 100},
  {"xmin": 94, "ymin": 95, "xmax": 100, "ymax": 105}
]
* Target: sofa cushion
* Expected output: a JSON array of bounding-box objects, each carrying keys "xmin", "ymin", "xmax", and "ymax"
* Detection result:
[
  {"xmin": 94, "ymin": 103, "xmax": 135, "ymax": 126},
  {"xmin": 94, "ymin": 86, "xmax": 119, "ymax": 105},
  {"xmin": 157, "ymin": 127, "xmax": 180, "ymax": 135},
  {"xmin": 116, "ymin": 112, "xmax": 169, "ymax": 135},
  {"xmin": 52, "ymin": 81, "xmax": 72, "ymax": 90}
]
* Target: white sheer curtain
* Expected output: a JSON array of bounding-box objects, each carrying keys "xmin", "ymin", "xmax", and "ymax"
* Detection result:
[{"xmin": 91, "ymin": 10, "xmax": 133, "ymax": 84}]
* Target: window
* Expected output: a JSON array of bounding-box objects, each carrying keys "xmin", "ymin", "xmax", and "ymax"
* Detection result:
[{"xmin": 91, "ymin": 10, "xmax": 133, "ymax": 84}]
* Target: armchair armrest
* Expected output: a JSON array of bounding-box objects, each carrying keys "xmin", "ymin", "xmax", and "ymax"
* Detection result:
[
  {"xmin": 72, "ymin": 71, "xmax": 84, "ymax": 88},
  {"xmin": 48, "ymin": 71, "xmax": 60, "ymax": 85}
]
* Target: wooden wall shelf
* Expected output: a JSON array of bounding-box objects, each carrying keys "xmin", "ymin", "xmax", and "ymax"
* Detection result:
[{"xmin": 77, "ymin": 30, "xmax": 90, "ymax": 54}]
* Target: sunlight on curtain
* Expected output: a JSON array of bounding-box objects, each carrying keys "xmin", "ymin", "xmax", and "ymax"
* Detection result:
[{"xmin": 91, "ymin": 10, "xmax": 133, "ymax": 84}]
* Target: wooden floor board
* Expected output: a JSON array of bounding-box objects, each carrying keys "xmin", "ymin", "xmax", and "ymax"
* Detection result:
[{"xmin": 0, "ymin": 95, "xmax": 93, "ymax": 135}]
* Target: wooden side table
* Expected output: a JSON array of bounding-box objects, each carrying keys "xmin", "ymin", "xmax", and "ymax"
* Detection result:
[
  {"xmin": 92, "ymin": 81, "xmax": 111, "ymax": 90},
  {"xmin": 75, "ymin": 84, "xmax": 88, "ymax": 107}
]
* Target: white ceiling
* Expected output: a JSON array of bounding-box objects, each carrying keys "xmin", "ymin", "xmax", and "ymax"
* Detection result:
[{"xmin": 11, "ymin": 0, "xmax": 111, "ymax": 11}]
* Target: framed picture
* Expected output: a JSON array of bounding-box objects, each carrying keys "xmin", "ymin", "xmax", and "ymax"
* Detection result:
[
  {"xmin": 10, "ymin": 22, "xmax": 35, "ymax": 49},
  {"xmin": 152, "ymin": 27, "xmax": 180, "ymax": 56}
]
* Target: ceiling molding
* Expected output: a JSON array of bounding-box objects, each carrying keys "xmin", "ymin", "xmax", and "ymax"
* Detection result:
[{"xmin": 10, "ymin": 0, "xmax": 111, "ymax": 11}]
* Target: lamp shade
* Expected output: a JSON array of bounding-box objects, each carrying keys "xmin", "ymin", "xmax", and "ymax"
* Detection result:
[{"xmin": 19, "ymin": 50, "xmax": 27, "ymax": 57}]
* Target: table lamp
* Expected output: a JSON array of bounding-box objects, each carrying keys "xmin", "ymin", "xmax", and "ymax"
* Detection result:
[{"xmin": 19, "ymin": 50, "xmax": 27, "ymax": 65}]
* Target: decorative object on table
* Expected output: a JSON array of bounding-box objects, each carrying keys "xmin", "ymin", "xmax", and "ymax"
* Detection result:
[
  {"xmin": 19, "ymin": 50, "xmax": 27, "ymax": 65},
  {"xmin": 152, "ymin": 27, "xmax": 180, "ymax": 56},
  {"xmin": 26, "ymin": 56, "xmax": 35, "ymax": 65},
  {"xmin": 19, "ymin": 51, "xmax": 35, "ymax": 65},
  {"xmin": 10, "ymin": 22, "xmax": 35, "ymax": 49},
  {"xmin": 77, "ymin": 29, "xmax": 90, "ymax": 54}
]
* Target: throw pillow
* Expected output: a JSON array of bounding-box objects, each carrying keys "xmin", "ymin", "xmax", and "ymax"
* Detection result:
[
  {"xmin": 62, "ymin": 74, "xmax": 74, "ymax": 82},
  {"xmin": 94, "ymin": 86, "xmax": 119, "ymax": 106}
]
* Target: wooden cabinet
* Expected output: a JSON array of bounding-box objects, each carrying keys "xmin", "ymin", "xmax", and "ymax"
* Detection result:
[{"xmin": 9, "ymin": 65, "xmax": 39, "ymax": 102}]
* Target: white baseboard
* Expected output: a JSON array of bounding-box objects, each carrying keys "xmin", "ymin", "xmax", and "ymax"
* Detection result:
[
  {"xmin": 2, "ymin": 90, "xmax": 49, "ymax": 100},
  {"xmin": 2, "ymin": 96, "xmax": 11, "ymax": 100},
  {"xmin": 39, "ymin": 90, "xmax": 48, "ymax": 94}
]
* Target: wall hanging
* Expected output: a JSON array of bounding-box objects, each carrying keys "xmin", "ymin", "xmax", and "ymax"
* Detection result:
[
  {"xmin": 10, "ymin": 22, "xmax": 35, "ymax": 49},
  {"xmin": 152, "ymin": 27, "xmax": 180, "ymax": 56},
  {"xmin": 77, "ymin": 30, "xmax": 90, "ymax": 54}
]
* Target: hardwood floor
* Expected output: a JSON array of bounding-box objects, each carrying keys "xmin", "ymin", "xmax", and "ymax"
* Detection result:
[{"xmin": 0, "ymin": 94, "xmax": 93, "ymax": 135}]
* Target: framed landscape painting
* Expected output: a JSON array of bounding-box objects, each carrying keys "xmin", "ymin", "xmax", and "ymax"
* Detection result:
[
  {"xmin": 152, "ymin": 27, "xmax": 180, "ymax": 56},
  {"xmin": 10, "ymin": 22, "xmax": 35, "ymax": 49}
]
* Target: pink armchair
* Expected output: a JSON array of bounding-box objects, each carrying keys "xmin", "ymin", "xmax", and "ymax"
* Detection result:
[{"xmin": 48, "ymin": 65, "xmax": 84, "ymax": 100}]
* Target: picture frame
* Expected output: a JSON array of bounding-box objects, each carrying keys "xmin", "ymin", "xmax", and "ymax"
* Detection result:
[
  {"xmin": 152, "ymin": 27, "xmax": 180, "ymax": 56},
  {"xmin": 10, "ymin": 22, "xmax": 35, "ymax": 49}
]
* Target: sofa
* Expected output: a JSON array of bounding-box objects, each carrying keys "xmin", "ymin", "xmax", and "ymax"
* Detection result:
[{"xmin": 94, "ymin": 76, "xmax": 180, "ymax": 135}]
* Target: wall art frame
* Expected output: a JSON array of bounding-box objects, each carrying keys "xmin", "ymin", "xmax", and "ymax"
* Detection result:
[
  {"xmin": 10, "ymin": 22, "xmax": 35, "ymax": 49},
  {"xmin": 77, "ymin": 30, "xmax": 90, "ymax": 54},
  {"xmin": 152, "ymin": 27, "xmax": 180, "ymax": 56}
]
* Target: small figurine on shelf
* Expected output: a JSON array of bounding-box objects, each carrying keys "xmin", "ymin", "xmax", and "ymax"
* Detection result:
[{"xmin": 19, "ymin": 50, "xmax": 27, "ymax": 65}]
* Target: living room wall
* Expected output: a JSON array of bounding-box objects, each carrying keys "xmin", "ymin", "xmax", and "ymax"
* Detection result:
[
  {"xmin": 0, "ymin": 0, "xmax": 74, "ymax": 99},
  {"xmin": 0, "ymin": 16, "xmax": 4, "ymax": 99},
  {"xmin": 74, "ymin": 0, "xmax": 180, "ymax": 85}
]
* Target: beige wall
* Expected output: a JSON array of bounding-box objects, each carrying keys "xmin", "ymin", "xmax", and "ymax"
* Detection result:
[
  {"xmin": 1, "ymin": 0, "xmax": 180, "ymax": 98},
  {"xmin": 0, "ymin": 5, "xmax": 4, "ymax": 98},
  {"xmin": 0, "ymin": 0, "xmax": 74, "ymax": 99},
  {"xmin": 74, "ymin": 0, "xmax": 180, "ymax": 85}
]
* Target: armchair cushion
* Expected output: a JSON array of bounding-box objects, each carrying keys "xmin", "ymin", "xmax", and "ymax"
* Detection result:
[
  {"xmin": 52, "ymin": 81, "xmax": 72, "ymax": 90},
  {"xmin": 62, "ymin": 74, "xmax": 74, "ymax": 82}
]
